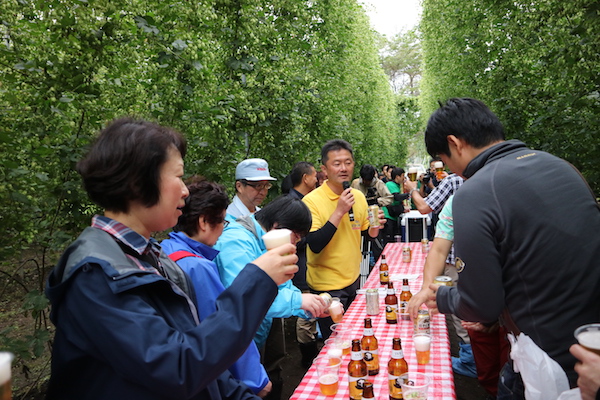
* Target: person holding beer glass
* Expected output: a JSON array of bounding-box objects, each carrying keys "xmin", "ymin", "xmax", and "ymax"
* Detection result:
[
  {"xmin": 570, "ymin": 343, "xmax": 600, "ymax": 400},
  {"xmin": 45, "ymin": 118, "xmax": 298, "ymax": 400},
  {"xmin": 214, "ymin": 195, "xmax": 329, "ymax": 400},
  {"xmin": 161, "ymin": 176, "xmax": 272, "ymax": 397}
]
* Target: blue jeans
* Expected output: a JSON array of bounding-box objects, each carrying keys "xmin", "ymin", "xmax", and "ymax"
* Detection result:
[{"xmin": 497, "ymin": 361, "xmax": 525, "ymax": 400}]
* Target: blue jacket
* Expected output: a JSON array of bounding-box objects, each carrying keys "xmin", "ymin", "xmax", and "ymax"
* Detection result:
[
  {"xmin": 45, "ymin": 227, "xmax": 276, "ymax": 400},
  {"xmin": 161, "ymin": 231, "xmax": 269, "ymax": 394},
  {"xmin": 214, "ymin": 215, "xmax": 308, "ymax": 348}
]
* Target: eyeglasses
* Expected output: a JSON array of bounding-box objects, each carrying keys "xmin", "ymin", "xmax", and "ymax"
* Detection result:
[
  {"xmin": 244, "ymin": 182, "xmax": 273, "ymax": 191},
  {"xmin": 222, "ymin": 220, "xmax": 230, "ymax": 228}
]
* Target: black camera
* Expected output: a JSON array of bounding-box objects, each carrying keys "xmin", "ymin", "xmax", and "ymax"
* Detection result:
[
  {"xmin": 365, "ymin": 187, "xmax": 378, "ymax": 205},
  {"xmin": 422, "ymin": 171, "xmax": 434, "ymax": 184}
]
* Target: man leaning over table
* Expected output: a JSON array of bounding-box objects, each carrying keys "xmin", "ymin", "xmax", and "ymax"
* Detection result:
[
  {"xmin": 302, "ymin": 139, "xmax": 385, "ymax": 340},
  {"xmin": 423, "ymin": 98, "xmax": 600, "ymax": 398},
  {"xmin": 408, "ymin": 195, "xmax": 510, "ymax": 397}
]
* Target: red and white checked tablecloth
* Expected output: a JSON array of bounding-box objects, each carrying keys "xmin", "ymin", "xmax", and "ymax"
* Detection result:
[{"xmin": 290, "ymin": 242, "xmax": 456, "ymax": 400}]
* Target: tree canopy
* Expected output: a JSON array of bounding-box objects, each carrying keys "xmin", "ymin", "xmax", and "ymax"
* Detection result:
[{"xmin": 420, "ymin": 0, "xmax": 600, "ymax": 192}]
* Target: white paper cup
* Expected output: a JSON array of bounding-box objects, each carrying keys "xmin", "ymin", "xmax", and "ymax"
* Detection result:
[
  {"xmin": 0, "ymin": 352, "xmax": 14, "ymax": 399},
  {"xmin": 262, "ymin": 229, "xmax": 292, "ymax": 250}
]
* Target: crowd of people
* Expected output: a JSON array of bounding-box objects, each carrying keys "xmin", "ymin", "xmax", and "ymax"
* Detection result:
[{"xmin": 44, "ymin": 97, "xmax": 600, "ymax": 400}]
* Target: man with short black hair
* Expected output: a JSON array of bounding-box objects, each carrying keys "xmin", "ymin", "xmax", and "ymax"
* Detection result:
[
  {"xmin": 424, "ymin": 98, "xmax": 600, "ymax": 396},
  {"xmin": 303, "ymin": 140, "xmax": 385, "ymax": 339}
]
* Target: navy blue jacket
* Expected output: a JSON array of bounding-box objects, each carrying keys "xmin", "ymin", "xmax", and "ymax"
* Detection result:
[{"xmin": 45, "ymin": 227, "xmax": 277, "ymax": 399}]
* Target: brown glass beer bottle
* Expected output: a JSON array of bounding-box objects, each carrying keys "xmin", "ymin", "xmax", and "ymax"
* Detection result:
[
  {"xmin": 399, "ymin": 278, "xmax": 412, "ymax": 321},
  {"xmin": 385, "ymin": 282, "xmax": 398, "ymax": 324},
  {"xmin": 361, "ymin": 318, "xmax": 379, "ymax": 375},
  {"xmin": 361, "ymin": 381, "xmax": 375, "ymax": 399},
  {"xmin": 388, "ymin": 337, "xmax": 409, "ymax": 400},
  {"xmin": 348, "ymin": 339, "xmax": 368, "ymax": 400},
  {"xmin": 379, "ymin": 254, "xmax": 389, "ymax": 285}
]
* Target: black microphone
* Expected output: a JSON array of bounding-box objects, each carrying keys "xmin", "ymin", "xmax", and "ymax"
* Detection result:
[{"xmin": 342, "ymin": 181, "xmax": 355, "ymax": 221}]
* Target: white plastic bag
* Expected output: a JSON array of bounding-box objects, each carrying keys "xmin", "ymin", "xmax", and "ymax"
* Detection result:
[
  {"xmin": 508, "ymin": 332, "xmax": 570, "ymax": 400},
  {"xmin": 556, "ymin": 388, "xmax": 581, "ymax": 400}
]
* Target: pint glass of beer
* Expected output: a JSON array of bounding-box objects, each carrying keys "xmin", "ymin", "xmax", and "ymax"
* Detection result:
[
  {"xmin": 314, "ymin": 356, "xmax": 341, "ymax": 396},
  {"xmin": 413, "ymin": 333, "xmax": 431, "ymax": 365},
  {"xmin": 574, "ymin": 323, "xmax": 600, "ymax": 356},
  {"xmin": 0, "ymin": 352, "xmax": 14, "ymax": 400},
  {"xmin": 408, "ymin": 167, "xmax": 418, "ymax": 182},
  {"xmin": 434, "ymin": 161, "xmax": 444, "ymax": 181}
]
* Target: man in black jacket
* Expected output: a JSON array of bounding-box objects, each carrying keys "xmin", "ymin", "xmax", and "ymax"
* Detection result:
[{"xmin": 423, "ymin": 98, "xmax": 600, "ymax": 397}]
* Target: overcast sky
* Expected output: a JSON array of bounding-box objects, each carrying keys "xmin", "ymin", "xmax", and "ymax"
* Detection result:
[{"xmin": 361, "ymin": 0, "xmax": 422, "ymax": 37}]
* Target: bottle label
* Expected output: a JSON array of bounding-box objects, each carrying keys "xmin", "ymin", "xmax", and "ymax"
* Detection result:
[
  {"xmin": 399, "ymin": 301, "xmax": 410, "ymax": 321},
  {"xmin": 388, "ymin": 375, "xmax": 404, "ymax": 400},
  {"xmin": 351, "ymin": 351, "xmax": 364, "ymax": 361},
  {"xmin": 349, "ymin": 375, "xmax": 368, "ymax": 400},
  {"xmin": 380, "ymin": 270, "xmax": 389, "ymax": 282},
  {"xmin": 387, "ymin": 288, "xmax": 395, "ymax": 295},
  {"xmin": 363, "ymin": 349, "xmax": 379, "ymax": 373},
  {"xmin": 363, "ymin": 328, "xmax": 374, "ymax": 336},
  {"xmin": 386, "ymin": 304, "xmax": 398, "ymax": 322},
  {"xmin": 391, "ymin": 349, "xmax": 404, "ymax": 359}
]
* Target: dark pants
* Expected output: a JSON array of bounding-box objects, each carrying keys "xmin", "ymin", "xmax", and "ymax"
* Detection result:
[
  {"xmin": 497, "ymin": 361, "xmax": 525, "ymax": 400},
  {"xmin": 310, "ymin": 278, "xmax": 360, "ymax": 340},
  {"xmin": 261, "ymin": 318, "xmax": 286, "ymax": 400}
]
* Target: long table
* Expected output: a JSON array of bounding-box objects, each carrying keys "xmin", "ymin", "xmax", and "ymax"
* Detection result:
[{"xmin": 290, "ymin": 242, "xmax": 456, "ymax": 400}]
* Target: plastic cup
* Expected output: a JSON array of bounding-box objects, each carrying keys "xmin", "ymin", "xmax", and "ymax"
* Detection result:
[
  {"xmin": 413, "ymin": 333, "xmax": 431, "ymax": 365},
  {"xmin": 400, "ymin": 371, "xmax": 431, "ymax": 399},
  {"xmin": 574, "ymin": 323, "xmax": 600, "ymax": 356},
  {"xmin": 0, "ymin": 352, "xmax": 14, "ymax": 400},
  {"xmin": 324, "ymin": 338, "xmax": 344, "ymax": 364},
  {"xmin": 330, "ymin": 324, "xmax": 352, "ymax": 356},
  {"xmin": 314, "ymin": 355, "xmax": 341, "ymax": 396},
  {"xmin": 262, "ymin": 228, "xmax": 292, "ymax": 250},
  {"xmin": 328, "ymin": 297, "xmax": 344, "ymax": 323}
]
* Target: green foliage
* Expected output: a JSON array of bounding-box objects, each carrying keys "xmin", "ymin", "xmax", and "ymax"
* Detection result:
[
  {"xmin": 0, "ymin": 0, "xmax": 406, "ymax": 394},
  {"xmin": 419, "ymin": 0, "xmax": 600, "ymax": 192},
  {"xmin": 380, "ymin": 28, "xmax": 422, "ymax": 96}
]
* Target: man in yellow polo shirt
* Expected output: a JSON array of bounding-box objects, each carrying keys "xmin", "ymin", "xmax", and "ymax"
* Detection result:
[{"xmin": 302, "ymin": 139, "xmax": 384, "ymax": 339}]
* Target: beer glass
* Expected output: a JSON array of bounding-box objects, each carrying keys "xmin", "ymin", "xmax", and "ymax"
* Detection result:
[
  {"xmin": 323, "ymin": 338, "xmax": 344, "ymax": 365},
  {"xmin": 0, "ymin": 352, "xmax": 13, "ymax": 400},
  {"xmin": 330, "ymin": 324, "xmax": 352, "ymax": 356},
  {"xmin": 574, "ymin": 323, "xmax": 600, "ymax": 356},
  {"xmin": 434, "ymin": 161, "xmax": 444, "ymax": 181},
  {"xmin": 400, "ymin": 371, "xmax": 431, "ymax": 399},
  {"xmin": 408, "ymin": 167, "xmax": 418, "ymax": 182},
  {"xmin": 314, "ymin": 356, "xmax": 341, "ymax": 396},
  {"xmin": 328, "ymin": 297, "xmax": 344, "ymax": 323},
  {"xmin": 413, "ymin": 333, "xmax": 431, "ymax": 365}
]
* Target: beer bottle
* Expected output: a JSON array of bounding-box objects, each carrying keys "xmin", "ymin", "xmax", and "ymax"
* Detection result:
[
  {"xmin": 385, "ymin": 282, "xmax": 398, "ymax": 324},
  {"xmin": 399, "ymin": 278, "xmax": 412, "ymax": 321},
  {"xmin": 361, "ymin": 318, "xmax": 379, "ymax": 375},
  {"xmin": 388, "ymin": 338, "xmax": 409, "ymax": 400},
  {"xmin": 348, "ymin": 339, "xmax": 368, "ymax": 400},
  {"xmin": 379, "ymin": 254, "xmax": 389, "ymax": 285},
  {"xmin": 361, "ymin": 381, "xmax": 375, "ymax": 399}
]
